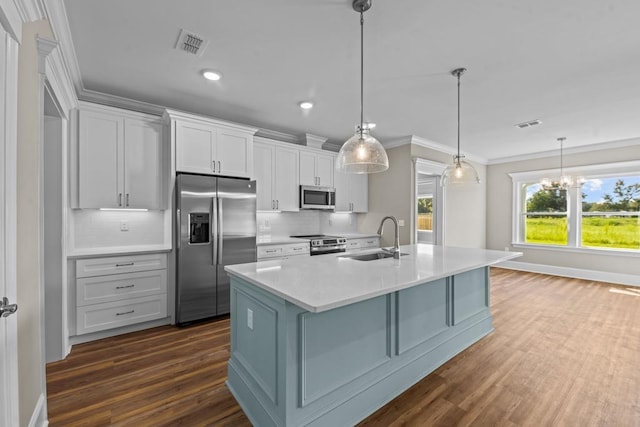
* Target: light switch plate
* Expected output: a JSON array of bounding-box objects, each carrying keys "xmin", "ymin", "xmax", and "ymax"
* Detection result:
[{"xmin": 398, "ymin": 219, "xmax": 405, "ymax": 227}]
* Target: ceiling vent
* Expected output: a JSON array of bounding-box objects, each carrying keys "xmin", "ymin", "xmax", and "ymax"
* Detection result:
[
  {"xmin": 175, "ymin": 29, "xmax": 209, "ymax": 57},
  {"xmin": 515, "ymin": 119, "xmax": 542, "ymax": 129}
]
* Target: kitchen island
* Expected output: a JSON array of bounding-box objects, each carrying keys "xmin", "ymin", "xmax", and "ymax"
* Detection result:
[{"xmin": 224, "ymin": 244, "xmax": 521, "ymax": 426}]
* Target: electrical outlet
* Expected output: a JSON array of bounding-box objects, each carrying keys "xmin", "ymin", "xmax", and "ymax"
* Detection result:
[
  {"xmin": 247, "ymin": 308, "xmax": 253, "ymax": 330},
  {"xmin": 120, "ymin": 221, "xmax": 129, "ymax": 231},
  {"xmin": 398, "ymin": 219, "xmax": 405, "ymax": 227}
]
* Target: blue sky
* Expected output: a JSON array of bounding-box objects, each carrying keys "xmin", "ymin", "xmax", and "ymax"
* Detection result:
[{"xmin": 526, "ymin": 175, "xmax": 640, "ymax": 202}]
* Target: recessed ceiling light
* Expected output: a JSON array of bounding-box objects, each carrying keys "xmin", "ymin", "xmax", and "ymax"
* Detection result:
[
  {"xmin": 299, "ymin": 101, "xmax": 314, "ymax": 110},
  {"xmin": 202, "ymin": 70, "xmax": 222, "ymax": 81}
]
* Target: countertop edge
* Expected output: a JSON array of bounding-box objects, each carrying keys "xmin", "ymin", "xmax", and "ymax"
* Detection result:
[{"xmin": 225, "ymin": 249, "xmax": 522, "ymax": 313}]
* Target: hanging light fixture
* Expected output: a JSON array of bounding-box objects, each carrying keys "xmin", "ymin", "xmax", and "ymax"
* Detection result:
[
  {"xmin": 335, "ymin": 0, "xmax": 389, "ymax": 174},
  {"xmin": 540, "ymin": 137, "xmax": 573, "ymax": 190},
  {"xmin": 441, "ymin": 68, "xmax": 480, "ymax": 186}
]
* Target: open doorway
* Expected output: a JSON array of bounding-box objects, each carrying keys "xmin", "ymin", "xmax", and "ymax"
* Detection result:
[
  {"xmin": 417, "ymin": 176, "xmax": 436, "ymax": 243},
  {"xmin": 42, "ymin": 84, "xmax": 67, "ymax": 363}
]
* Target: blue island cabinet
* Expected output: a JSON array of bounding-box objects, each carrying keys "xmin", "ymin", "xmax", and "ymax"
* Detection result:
[{"xmin": 226, "ymin": 267, "xmax": 492, "ymax": 426}]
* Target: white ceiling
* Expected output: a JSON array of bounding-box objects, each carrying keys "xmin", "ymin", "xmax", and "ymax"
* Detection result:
[{"xmin": 62, "ymin": 0, "xmax": 640, "ymax": 161}]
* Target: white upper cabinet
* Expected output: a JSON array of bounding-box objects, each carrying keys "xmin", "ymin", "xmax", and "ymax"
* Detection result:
[
  {"xmin": 253, "ymin": 138, "xmax": 299, "ymax": 211},
  {"xmin": 166, "ymin": 109, "xmax": 257, "ymax": 178},
  {"xmin": 334, "ymin": 170, "xmax": 368, "ymax": 213},
  {"xmin": 76, "ymin": 103, "xmax": 165, "ymax": 209},
  {"xmin": 299, "ymin": 150, "xmax": 334, "ymax": 187}
]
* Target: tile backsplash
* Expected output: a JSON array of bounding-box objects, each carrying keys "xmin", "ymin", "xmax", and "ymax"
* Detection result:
[{"xmin": 258, "ymin": 211, "xmax": 360, "ymax": 237}]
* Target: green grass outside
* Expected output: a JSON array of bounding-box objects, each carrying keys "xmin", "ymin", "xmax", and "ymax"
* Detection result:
[{"xmin": 525, "ymin": 216, "xmax": 640, "ymax": 249}]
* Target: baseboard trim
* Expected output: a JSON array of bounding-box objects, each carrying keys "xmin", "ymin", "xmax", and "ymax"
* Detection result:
[
  {"xmin": 69, "ymin": 317, "xmax": 171, "ymax": 347},
  {"xmin": 28, "ymin": 393, "xmax": 48, "ymax": 427},
  {"xmin": 497, "ymin": 261, "xmax": 640, "ymax": 287}
]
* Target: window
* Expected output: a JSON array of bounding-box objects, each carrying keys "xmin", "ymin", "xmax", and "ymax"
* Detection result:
[
  {"xmin": 417, "ymin": 195, "xmax": 433, "ymax": 232},
  {"xmin": 510, "ymin": 161, "xmax": 640, "ymax": 253}
]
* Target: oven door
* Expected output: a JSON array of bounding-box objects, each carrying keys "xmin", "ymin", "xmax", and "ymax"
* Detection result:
[{"xmin": 300, "ymin": 186, "xmax": 335, "ymax": 210}]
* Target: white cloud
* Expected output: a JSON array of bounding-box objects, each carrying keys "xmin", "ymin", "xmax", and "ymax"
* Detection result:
[{"xmin": 585, "ymin": 179, "xmax": 602, "ymax": 191}]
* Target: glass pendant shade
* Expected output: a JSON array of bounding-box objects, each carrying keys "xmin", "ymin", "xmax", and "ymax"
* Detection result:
[
  {"xmin": 336, "ymin": 127, "xmax": 389, "ymax": 174},
  {"xmin": 540, "ymin": 137, "xmax": 573, "ymax": 191},
  {"xmin": 441, "ymin": 155, "xmax": 480, "ymax": 186}
]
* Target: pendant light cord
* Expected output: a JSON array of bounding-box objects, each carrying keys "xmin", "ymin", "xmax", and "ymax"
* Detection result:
[
  {"xmin": 457, "ymin": 72, "xmax": 461, "ymax": 159},
  {"xmin": 359, "ymin": 10, "xmax": 364, "ymax": 138}
]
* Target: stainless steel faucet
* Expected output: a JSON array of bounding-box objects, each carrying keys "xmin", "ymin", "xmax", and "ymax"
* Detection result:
[{"xmin": 377, "ymin": 216, "xmax": 401, "ymax": 259}]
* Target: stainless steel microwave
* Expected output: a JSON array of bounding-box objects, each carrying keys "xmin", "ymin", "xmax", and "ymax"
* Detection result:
[{"xmin": 300, "ymin": 186, "xmax": 336, "ymax": 210}]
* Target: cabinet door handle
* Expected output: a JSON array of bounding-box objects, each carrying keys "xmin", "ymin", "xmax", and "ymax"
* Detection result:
[
  {"xmin": 115, "ymin": 262, "xmax": 134, "ymax": 267},
  {"xmin": 276, "ymin": 200, "xmax": 279, "ymax": 210},
  {"xmin": 118, "ymin": 193, "xmax": 123, "ymax": 207},
  {"xmin": 218, "ymin": 161, "xmax": 221, "ymax": 173},
  {"xmin": 126, "ymin": 193, "xmax": 130, "ymax": 207},
  {"xmin": 115, "ymin": 310, "xmax": 135, "ymax": 316},
  {"xmin": 272, "ymin": 200, "xmax": 275, "ymax": 209},
  {"xmin": 116, "ymin": 284, "xmax": 135, "ymax": 289},
  {"xmin": 212, "ymin": 160, "xmax": 216, "ymax": 173}
]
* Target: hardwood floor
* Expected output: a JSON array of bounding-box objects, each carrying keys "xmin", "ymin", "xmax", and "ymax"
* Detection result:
[{"xmin": 46, "ymin": 269, "xmax": 640, "ymax": 426}]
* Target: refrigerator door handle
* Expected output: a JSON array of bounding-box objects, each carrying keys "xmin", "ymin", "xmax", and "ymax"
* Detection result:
[
  {"xmin": 212, "ymin": 198, "xmax": 218, "ymax": 266},
  {"xmin": 218, "ymin": 197, "xmax": 223, "ymax": 264},
  {"xmin": 176, "ymin": 209, "xmax": 181, "ymax": 249}
]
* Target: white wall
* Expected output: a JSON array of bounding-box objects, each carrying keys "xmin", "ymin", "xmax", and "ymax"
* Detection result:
[{"xmin": 486, "ymin": 143, "xmax": 640, "ymax": 275}]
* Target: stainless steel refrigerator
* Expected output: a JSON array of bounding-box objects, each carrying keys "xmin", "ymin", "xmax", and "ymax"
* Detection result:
[{"xmin": 176, "ymin": 173, "xmax": 256, "ymax": 324}]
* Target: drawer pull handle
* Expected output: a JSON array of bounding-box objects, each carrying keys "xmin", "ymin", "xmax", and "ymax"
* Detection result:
[
  {"xmin": 115, "ymin": 262, "xmax": 134, "ymax": 267},
  {"xmin": 116, "ymin": 310, "xmax": 135, "ymax": 316},
  {"xmin": 293, "ymin": 248, "xmax": 302, "ymax": 251},
  {"xmin": 266, "ymin": 249, "xmax": 277, "ymax": 253},
  {"xmin": 116, "ymin": 285, "xmax": 135, "ymax": 289}
]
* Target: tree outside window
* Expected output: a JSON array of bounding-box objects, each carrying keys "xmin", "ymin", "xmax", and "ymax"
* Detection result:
[{"xmin": 417, "ymin": 196, "xmax": 433, "ymax": 231}]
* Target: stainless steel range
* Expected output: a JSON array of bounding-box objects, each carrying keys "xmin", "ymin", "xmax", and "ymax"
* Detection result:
[{"xmin": 291, "ymin": 234, "xmax": 347, "ymax": 256}]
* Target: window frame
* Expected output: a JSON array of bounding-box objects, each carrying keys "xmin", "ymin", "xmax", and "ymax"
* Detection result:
[{"xmin": 509, "ymin": 160, "xmax": 640, "ymax": 256}]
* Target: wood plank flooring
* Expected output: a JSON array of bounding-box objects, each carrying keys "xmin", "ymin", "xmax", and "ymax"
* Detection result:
[{"xmin": 46, "ymin": 269, "xmax": 640, "ymax": 426}]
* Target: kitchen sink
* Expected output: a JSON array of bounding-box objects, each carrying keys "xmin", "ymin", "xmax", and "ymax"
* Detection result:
[{"xmin": 340, "ymin": 251, "xmax": 408, "ymax": 261}]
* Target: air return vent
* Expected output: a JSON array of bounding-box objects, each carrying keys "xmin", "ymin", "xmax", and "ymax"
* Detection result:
[
  {"xmin": 515, "ymin": 119, "xmax": 542, "ymax": 129},
  {"xmin": 175, "ymin": 29, "xmax": 209, "ymax": 57}
]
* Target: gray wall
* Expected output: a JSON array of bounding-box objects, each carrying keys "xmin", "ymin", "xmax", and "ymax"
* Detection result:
[{"xmin": 486, "ymin": 143, "xmax": 640, "ymax": 275}]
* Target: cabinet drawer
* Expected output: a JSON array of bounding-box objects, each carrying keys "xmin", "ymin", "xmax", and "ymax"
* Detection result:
[
  {"xmin": 346, "ymin": 240, "xmax": 362, "ymax": 250},
  {"xmin": 76, "ymin": 253, "xmax": 167, "ymax": 278},
  {"xmin": 257, "ymin": 246, "xmax": 284, "ymax": 259},
  {"xmin": 284, "ymin": 244, "xmax": 310, "ymax": 257},
  {"xmin": 76, "ymin": 294, "xmax": 167, "ymax": 335},
  {"xmin": 77, "ymin": 270, "xmax": 167, "ymax": 307},
  {"xmin": 361, "ymin": 238, "xmax": 380, "ymax": 248}
]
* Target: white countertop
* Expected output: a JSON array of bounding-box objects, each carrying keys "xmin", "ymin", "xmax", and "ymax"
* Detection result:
[{"xmin": 225, "ymin": 244, "xmax": 521, "ymax": 313}]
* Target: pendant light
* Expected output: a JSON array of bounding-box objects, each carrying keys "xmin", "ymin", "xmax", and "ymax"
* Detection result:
[
  {"xmin": 540, "ymin": 137, "xmax": 573, "ymax": 190},
  {"xmin": 335, "ymin": 0, "xmax": 389, "ymax": 174},
  {"xmin": 441, "ymin": 68, "xmax": 480, "ymax": 186}
]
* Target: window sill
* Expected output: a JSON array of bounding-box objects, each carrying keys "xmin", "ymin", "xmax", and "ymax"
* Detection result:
[{"xmin": 511, "ymin": 243, "xmax": 640, "ymax": 257}]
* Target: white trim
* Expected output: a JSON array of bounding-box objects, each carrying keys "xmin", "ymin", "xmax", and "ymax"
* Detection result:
[
  {"xmin": 497, "ymin": 260, "xmax": 640, "ymax": 288},
  {"xmin": 37, "ymin": 36, "xmax": 77, "ymax": 114},
  {"xmin": 507, "ymin": 159, "xmax": 640, "ymax": 182},
  {"xmin": 255, "ymin": 128, "xmax": 300, "ymax": 145},
  {"xmin": 386, "ymin": 135, "xmax": 488, "ymax": 165},
  {"xmin": 163, "ymin": 108, "xmax": 258, "ymax": 134},
  {"xmin": 1, "ymin": 29, "xmax": 20, "ymax": 427},
  {"xmin": 0, "ymin": 0, "xmax": 22, "ymax": 42},
  {"xmin": 489, "ymin": 136, "xmax": 640, "ymax": 165},
  {"xmin": 79, "ymin": 88, "xmax": 166, "ymax": 116},
  {"xmin": 13, "ymin": 0, "xmax": 45, "ymax": 23},
  {"xmin": 412, "ymin": 158, "xmax": 445, "ymax": 246},
  {"xmin": 69, "ymin": 317, "xmax": 170, "ymax": 346},
  {"xmin": 512, "ymin": 243, "xmax": 640, "ymax": 258},
  {"xmin": 27, "ymin": 393, "xmax": 48, "ymax": 427}
]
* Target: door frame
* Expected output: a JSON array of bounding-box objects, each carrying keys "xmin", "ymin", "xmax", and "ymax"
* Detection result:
[
  {"xmin": 0, "ymin": 3, "xmax": 21, "ymax": 425},
  {"xmin": 412, "ymin": 157, "xmax": 446, "ymax": 245}
]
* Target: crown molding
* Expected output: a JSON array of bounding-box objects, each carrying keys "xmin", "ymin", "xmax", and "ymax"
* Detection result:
[
  {"xmin": 488, "ymin": 136, "xmax": 640, "ymax": 165},
  {"xmin": 79, "ymin": 88, "xmax": 166, "ymax": 116},
  {"xmin": 42, "ymin": 0, "xmax": 82, "ymax": 93},
  {"xmin": 0, "ymin": 0, "xmax": 23, "ymax": 41},
  {"xmin": 14, "ymin": 0, "xmax": 45, "ymax": 23},
  {"xmin": 254, "ymin": 128, "xmax": 300, "ymax": 145},
  {"xmin": 385, "ymin": 135, "xmax": 488, "ymax": 165},
  {"xmin": 37, "ymin": 36, "xmax": 77, "ymax": 115},
  {"xmin": 322, "ymin": 142, "xmax": 341, "ymax": 153}
]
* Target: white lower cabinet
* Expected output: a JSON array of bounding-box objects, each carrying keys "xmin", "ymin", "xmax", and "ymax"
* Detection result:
[
  {"xmin": 257, "ymin": 242, "xmax": 310, "ymax": 260},
  {"xmin": 346, "ymin": 237, "xmax": 380, "ymax": 251},
  {"xmin": 75, "ymin": 253, "xmax": 168, "ymax": 335}
]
